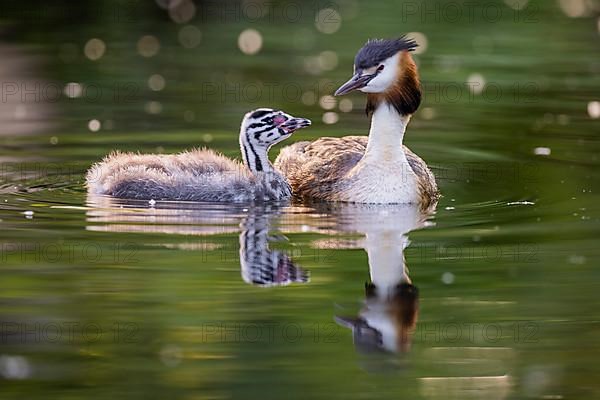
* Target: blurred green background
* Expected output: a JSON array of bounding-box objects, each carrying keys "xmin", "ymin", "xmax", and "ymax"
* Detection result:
[{"xmin": 0, "ymin": 0, "xmax": 599, "ymax": 399}]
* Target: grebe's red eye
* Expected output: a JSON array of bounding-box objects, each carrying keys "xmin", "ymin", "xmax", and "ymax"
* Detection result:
[{"xmin": 273, "ymin": 115, "xmax": 286, "ymax": 125}]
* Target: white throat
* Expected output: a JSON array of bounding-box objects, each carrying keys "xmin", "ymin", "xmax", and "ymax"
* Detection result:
[
  {"xmin": 344, "ymin": 102, "xmax": 418, "ymax": 203},
  {"xmin": 363, "ymin": 102, "xmax": 410, "ymax": 161}
]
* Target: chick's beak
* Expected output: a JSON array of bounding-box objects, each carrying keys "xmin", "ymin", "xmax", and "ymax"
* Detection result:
[
  {"xmin": 334, "ymin": 71, "xmax": 375, "ymax": 96},
  {"xmin": 280, "ymin": 117, "xmax": 311, "ymax": 133}
]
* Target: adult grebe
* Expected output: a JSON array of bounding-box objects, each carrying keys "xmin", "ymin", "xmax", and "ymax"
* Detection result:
[{"xmin": 275, "ymin": 37, "xmax": 438, "ymax": 207}]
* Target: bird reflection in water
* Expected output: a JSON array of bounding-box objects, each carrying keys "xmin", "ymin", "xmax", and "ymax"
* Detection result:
[
  {"xmin": 86, "ymin": 195, "xmax": 432, "ymax": 352},
  {"xmin": 307, "ymin": 202, "xmax": 434, "ymax": 354},
  {"xmin": 239, "ymin": 212, "xmax": 309, "ymax": 287},
  {"xmin": 85, "ymin": 195, "xmax": 309, "ymax": 287}
]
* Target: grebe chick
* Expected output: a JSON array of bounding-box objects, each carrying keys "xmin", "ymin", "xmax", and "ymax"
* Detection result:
[
  {"xmin": 86, "ymin": 109, "xmax": 311, "ymax": 202},
  {"xmin": 275, "ymin": 36, "xmax": 438, "ymax": 207}
]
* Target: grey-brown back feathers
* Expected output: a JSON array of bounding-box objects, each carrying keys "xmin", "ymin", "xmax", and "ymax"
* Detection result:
[
  {"xmin": 86, "ymin": 108, "xmax": 310, "ymax": 203},
  {"xmin": 86, "ymin": 149, "xmax": 292, "ymax": 202}
]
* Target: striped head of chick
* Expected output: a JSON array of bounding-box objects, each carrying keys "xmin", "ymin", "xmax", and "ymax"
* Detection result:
[
  {"xmin": 241, "ymin": 108, "xmax": 311, "ymax": 150},
  {"xmin": 238, "ymin": 108, "xmax": 311, "ymax": 200}
]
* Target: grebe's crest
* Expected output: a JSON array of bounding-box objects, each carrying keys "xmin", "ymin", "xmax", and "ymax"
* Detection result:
[{"xmin": 354, "ymin": 36, "xmax": 418, "ymax": 70}]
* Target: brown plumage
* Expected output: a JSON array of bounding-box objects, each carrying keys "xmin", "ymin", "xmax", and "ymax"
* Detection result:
[
  {"xmin": 275, "ymin": 43, "xmax": 439, "ymax": 207},
  {"xmin": 366, "ymin": 50, "xmax": 422, "ymax": 117},
  {"xmin": 275, "ymin": 136, "xmax": 439, "ymax": 209}
]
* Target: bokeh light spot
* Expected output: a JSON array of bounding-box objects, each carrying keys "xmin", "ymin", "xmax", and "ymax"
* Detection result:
[
  {"xmin": 178, "ymin": 25, "xmax": 202, "ymax": 48},
  {"xmin": 466, "ymin": 73, "xmax": 486, "ymax": 95},
  {"xmin": 137, "ymin": 35, "xmax": 160, "ymax": 57},
  {"xmin": 145, "ymin": 101, "xmax": 163, "ymax": 114},
  {"xmin": 88, "ymin": 119, "xmax": 101, "ymax": 132},
  {"xmin": 315, "ymin": 8, "xmax": 342, "ymax": 34},
  {"xmin": 238, "ymin": 29, "xmax": 263, "ymax": 55},
  {"xmin": 588, "ymin": 101, "xmax": 600, "ymax": 119},
  {"xmin": 319, "ymin": 95, "xmax": 336, "ymax": 110},
  {"xmin": 63, "ymin": 82, "xmax": 83, "ymax": 98},
  {"xmin": 169, "ymin": 0, "xmax": 196, "ymax": 24},
  {"xmin": 84, "ymin": 38, "xmax": 106, "ymax": 61},
  {"xmin": 148, "ymin": 74, "xmax": 166, "ymax": 91},
  {"xmin": 339, "ymin": 98, "xmax": 353, "ymax": 113},
  {"xmin": 322, "ymin": 111, "xmax": 339, "ymax": 124},
  {"xmin": 318, "ymin": 51, "xmax": 338, "ymax": 71}
]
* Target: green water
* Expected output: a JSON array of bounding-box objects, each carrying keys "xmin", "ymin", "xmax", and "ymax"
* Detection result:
[{"xmin": 1, "ymin": 0, "xmax": 599, "ymax": 398}]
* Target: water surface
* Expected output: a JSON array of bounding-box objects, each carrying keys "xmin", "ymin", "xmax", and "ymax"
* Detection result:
[{"xmin": 1, "ymin": 0, "xmax": 599, "ymax": 398}]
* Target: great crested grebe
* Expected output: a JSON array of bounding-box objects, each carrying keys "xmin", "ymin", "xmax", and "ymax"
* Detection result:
[
  {"xmin": 275, "ymin": 36, "xmax": 438, "ymax": 206},
  {"xmin": 86, "ymin": 108, "xmax": 311, "ymax": 202}
]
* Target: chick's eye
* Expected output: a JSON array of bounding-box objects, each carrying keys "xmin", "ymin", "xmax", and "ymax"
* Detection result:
[
  {"xmin": 377, "ymin": 65, "xmax": 384, "ymax": 72},
  {"xmin": 273, "ymin": 115, "xmax": 287, "ymax": 125}
]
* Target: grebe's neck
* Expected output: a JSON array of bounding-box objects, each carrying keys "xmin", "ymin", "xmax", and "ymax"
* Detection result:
[
  {"xmin": 240, "ymin": 133, "xmax": 275, "ymax": 175},
  {"xmin": 362, "ymin": 101, "xmax": 411, "ymax": 163},
  {"xmin": 360, "ymin": 50, "xmax": 421, "ymax": 165}
]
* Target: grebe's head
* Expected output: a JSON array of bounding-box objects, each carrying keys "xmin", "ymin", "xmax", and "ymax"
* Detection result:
[
  {"xmin": 241, "ymin": 108, "xmax": 311, "ymax": 149},
  {"xmin": 334, "ymin": 36, "xmax": 422, "ymax": 115},
  {"xmin": 335, "ymin": 36, "xmax": 418, "ymax": 95}
]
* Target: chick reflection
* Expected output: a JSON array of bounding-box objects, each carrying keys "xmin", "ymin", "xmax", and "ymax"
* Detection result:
[
  {"xmin": 240, "ymin": 212, "xmax": 309, "ymax": 287},
  {"xmin": 86, "ymin": 195, "xmax": 308, "ymax": 287},
  {"xmin": 311, "ymin": 203, "xmax": 433, "ymax": 354}
]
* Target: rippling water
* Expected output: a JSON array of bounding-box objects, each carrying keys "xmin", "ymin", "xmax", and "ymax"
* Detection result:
[{"xmin": 1, "ymin": 0, "xmax": 599, "ymax": 399}]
